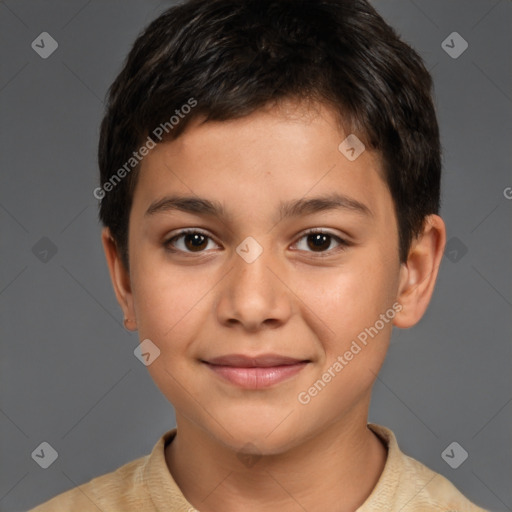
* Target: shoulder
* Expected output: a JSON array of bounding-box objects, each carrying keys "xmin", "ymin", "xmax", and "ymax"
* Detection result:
[
  {"xmin": 399, "ymin": 450, "xmax": 489, "ymax": 512},
  {"xmin": 362, "ymin": 424, "xmax": 489, "ymax": 512},
  {"xmin": 28, "ymin": 453, "xmax": 152, "ymax": 512}
]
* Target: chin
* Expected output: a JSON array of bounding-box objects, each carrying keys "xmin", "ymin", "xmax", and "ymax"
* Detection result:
[{"xmin": 208, "ymin": 415, "xmax": 307, "ymax": 456}]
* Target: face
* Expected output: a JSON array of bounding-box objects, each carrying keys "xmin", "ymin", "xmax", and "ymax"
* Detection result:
[{"xmin": 112, "ymin": 100, "xmax": 409, "ymax": 454}]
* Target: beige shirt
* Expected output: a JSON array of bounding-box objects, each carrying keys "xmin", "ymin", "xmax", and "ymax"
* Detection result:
[{"xmin": 29, "ymin": 423, "xmax": 489, "ymax": 511}]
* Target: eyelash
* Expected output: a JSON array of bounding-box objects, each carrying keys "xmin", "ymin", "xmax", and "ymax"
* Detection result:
[{"xmin": 163, "ymin": 228, "xmax": 349, "ymax": 257}]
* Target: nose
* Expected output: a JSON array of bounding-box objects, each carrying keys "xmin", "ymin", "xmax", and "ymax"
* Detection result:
[{"xmin": 215, "ymin": 240, "xmax": 293, "ymax": 332}]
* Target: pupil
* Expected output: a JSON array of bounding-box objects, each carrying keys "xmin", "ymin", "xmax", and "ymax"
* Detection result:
[
  {"xmin": 185, "ymin": 233, "xmax": 207, "ymax": 251},
  {"xmin": 308, "ymin": 233, "xmax": 330, "ymax": 252}
]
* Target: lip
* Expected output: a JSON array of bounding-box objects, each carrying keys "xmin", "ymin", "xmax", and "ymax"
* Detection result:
[
  {"xmin": 205, "ymin": 353, "xmax": 307, "ymax": 367},
  {"xmin": 202, "ymin": 354, "xmax": 310, "ymax": 389}
]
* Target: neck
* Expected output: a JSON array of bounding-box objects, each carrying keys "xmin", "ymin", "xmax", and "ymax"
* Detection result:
[{"xmin": 165, "ymin": 410, "xmax": 387, "ymax": 512}]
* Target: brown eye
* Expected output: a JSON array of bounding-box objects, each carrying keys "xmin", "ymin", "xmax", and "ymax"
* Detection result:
[
  {"xmin": 306, "ymin": 233, "xmax": 332, "ymax": 252},
  {"xmin": 294, "ymin": 230, "xmax": 347, "ymax": 254},
  {"xmin": 182, "ymin": 233, "xmax": 208, "ymax": 252},
  {"xmin": 164, "ymin": 230, "xmax": 218, "ymax": 253}
]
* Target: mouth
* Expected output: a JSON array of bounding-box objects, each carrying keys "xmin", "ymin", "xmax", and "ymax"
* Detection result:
[{"xmin": 201, "ymin": 354, "xmax": 311, "ymax": 389}]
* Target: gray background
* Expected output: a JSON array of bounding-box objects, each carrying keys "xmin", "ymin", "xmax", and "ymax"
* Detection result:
[{"xmin": 0, "ymin": 0, "xmax": 510, "ymax": 511}]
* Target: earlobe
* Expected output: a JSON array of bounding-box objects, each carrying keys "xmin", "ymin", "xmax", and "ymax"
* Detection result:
[
  {"xmin": 393, "ymin": 215, "xmax": 446, "ymax": 329},
  {"xmin": 101, "ymin": 228, "xmax": 137, "ymax": 330}
]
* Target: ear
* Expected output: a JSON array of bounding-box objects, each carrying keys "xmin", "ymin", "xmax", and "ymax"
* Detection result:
[
  {"xmin": 393, "ymin": 214, "xmax": 446, "ymax": 328},
  {"xmin": 101, "ymin": 227, "xmax": 137, "ymax": 331}
]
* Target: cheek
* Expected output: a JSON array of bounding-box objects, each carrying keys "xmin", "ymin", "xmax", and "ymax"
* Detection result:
[
  {"xmin": 304, "ymin": 256, "xmax": 399, "ymax": 372},
  {"xmin": 316, "ymin": 262, "xmax": 396, "ymax": 328},
  {"xmin": 130, "ymin": 259, "xmax": 205, "ymax": 343}
]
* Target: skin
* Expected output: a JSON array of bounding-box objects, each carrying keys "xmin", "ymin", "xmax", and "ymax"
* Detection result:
[{"xmin": 102, "ymin": 99, "xmax": 446, "ymax": 512}]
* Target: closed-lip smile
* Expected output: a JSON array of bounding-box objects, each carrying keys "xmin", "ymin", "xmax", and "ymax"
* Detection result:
[{"xmin": 202, "ymin": 353, "xmax": 310, "ymax": 389}]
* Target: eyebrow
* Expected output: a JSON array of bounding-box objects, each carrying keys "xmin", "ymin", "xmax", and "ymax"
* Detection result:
[{"xmin": 145, "ymin": 193, "xmax": 372, "ymax": 220}]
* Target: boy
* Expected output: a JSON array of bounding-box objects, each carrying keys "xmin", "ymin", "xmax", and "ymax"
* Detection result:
[{"xmin": 30, "ymin": 0, "xmax": 490, "ymax": 510}]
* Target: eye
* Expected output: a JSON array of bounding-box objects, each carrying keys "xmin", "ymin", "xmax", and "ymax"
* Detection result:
[
  {"xmin": 164, "ymin": 229, "xmax": 220, "ymax": 253},
  {"xmin": 292, "ymin": 229, "xmax": 348, "ymax": 255},
  {"xmin": 164, "ymin": 228, "xmax": 349, "ymax": 256}
]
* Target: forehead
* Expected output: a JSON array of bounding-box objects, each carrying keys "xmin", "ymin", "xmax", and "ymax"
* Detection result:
[{"xmin": 132, "ymin": 100, "xmax": 392, "ymax": 224}]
